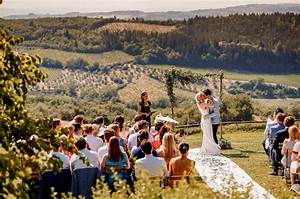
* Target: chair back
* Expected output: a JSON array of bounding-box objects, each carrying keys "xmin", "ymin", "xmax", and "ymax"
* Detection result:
[{"xmin": 39, "ymin": 169, "xmax": 71, "ymax": 199}]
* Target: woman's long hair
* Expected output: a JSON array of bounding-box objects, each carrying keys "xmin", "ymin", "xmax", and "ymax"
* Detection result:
[
  {"xmin": 140, "ymin": 91, "xmax": 148, "ymax": 104},
  {"xmin": 159, "ymin": 125, "xmax": 171, "ymax": 143},
  {"xmin": 108, "ymin": 136, "xmax": 122, "ymax": 162},
  {"xmin": 161, "ymin": 133, "xmax": 177, "ymax": 162}
]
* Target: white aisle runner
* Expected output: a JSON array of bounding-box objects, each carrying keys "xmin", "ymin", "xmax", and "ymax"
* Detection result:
[{"xmin": 188, "ymin": 148, "xmax": 275, "ymax": 199}]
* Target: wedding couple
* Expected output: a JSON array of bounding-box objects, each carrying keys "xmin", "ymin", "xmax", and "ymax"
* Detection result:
[{"xmin": 195, "ymin": 89, "xmax": 221, "ymax": 155}]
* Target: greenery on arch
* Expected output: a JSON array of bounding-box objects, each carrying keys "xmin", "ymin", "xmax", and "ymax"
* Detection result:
[{"xmin": 163, "ymin": 67, "xmax": 224, "ymax": 117}]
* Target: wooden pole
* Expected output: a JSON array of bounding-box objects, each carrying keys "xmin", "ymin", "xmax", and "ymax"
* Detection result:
[{"xmin": 219, "ymin": 72, "xmax": 224, "ymax": 139}]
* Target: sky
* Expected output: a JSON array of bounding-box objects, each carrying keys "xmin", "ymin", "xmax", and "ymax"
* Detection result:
[{"xmin": 1, "ymin": 0, "xmax": 300, "ymax": 16}]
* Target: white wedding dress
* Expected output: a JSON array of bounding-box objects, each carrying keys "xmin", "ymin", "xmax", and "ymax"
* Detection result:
[{"xmin": 198, "ymin": 105, "xmax": 220, "ymax": 155}]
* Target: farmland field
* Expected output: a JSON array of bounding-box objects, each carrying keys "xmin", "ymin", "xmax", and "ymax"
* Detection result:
[
  {"xmin": 148, "ymin": 64, "xmax": 300, "ymax": 87},
  {"xmin": 97, "ymin": 22, "xmax": 176, "ymax": 33},
  {"xmin": 28, "ymin": 49, "xmax": 134, "ymax": 65}
]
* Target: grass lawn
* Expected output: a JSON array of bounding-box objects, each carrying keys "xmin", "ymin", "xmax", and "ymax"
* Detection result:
[
  {"xmin": 28, "ymin": 48, "xmax": 134, "ymax": 65},
  {"xmin": 180, "ymin": 124, "xmax": 297, "ymax": 198},
  {"xmin": 148, "ymin": 64, "xmax": 300, "ymax": 87}
]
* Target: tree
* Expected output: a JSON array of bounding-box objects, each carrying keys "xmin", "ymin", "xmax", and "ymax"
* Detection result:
[{"xmin": 0, "ymin": 30, "xmax": 64, "ymax": 198}]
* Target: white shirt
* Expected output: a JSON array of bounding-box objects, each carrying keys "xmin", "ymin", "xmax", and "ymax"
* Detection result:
[
  {"xmin": 85, "ymin": 135, "xmax": 103, "ymax": 152},
  {"xmin": 70, "ymin": 148, "xmax": 99, "ymax": 171},
  {"xmin": 127, "ymin": 132, "xmax": 154, "ymax": 152},
  {"xmin": 98, "ymin": 126, "xmax": 106, "ymax": 136},
  {"xmin": 50, "ymin": 151, "xmax": 70, "ymax": 169},
  {"xmin": 98, "ymin": 144, "xmax": 124, "ymax": 164},
  {"xmin": 127, "ymin": 132, "xmax": 138, "ymax": 152},
  {"xmin": 135, "ymin": 154, "xmax": 168, "ymax": 178}
]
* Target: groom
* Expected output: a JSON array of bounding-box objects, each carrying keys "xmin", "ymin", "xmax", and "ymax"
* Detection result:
[{"xmin": 203, "ymin": 89, "xmax": 220, "ymax": 144}]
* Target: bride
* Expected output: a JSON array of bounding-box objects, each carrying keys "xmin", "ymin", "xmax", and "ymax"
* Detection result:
[{"xmin": 195, "ymin": 92, "xmax": 220, "ymax": 155}]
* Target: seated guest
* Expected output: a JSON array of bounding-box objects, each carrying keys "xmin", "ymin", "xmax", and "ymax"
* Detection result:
[
  {"xmin": 151, "ymin": 122, "xmax": 166, "ymax": 150},
  {"xmin": 51, "ymin": 119, "xmax": 61, "ymax": 130},
  {"xmin": 157, "ymin": 133, "xmax": 179, "ymax": 167},
  {"xmin": 107, "ymin": 123, "xmax": 127, "ymax": 149},
  {"xmin": 92, "ymin": 116, "xmax": 106, "ymax": 138},
  {"xmin": 84, "ymin": 124, "xmax": 103, "ymax": 152},
  {"xmin": 262, "ymin": 108, "xmax": 284, "ymax": 156},
  {"xmin": 114, "ymin": 115, "xmax": 130, "ymax": 141},
  {"xmin": 290, "ymin": 127, "xmax": 300, "ymax": 193},
  {"xmin": 70, "ymin": 138, "xmax": 99, "ymax": 171},
  {"xmin": 281, "ymin": 125, "xmax": 299, "ymax": 172},
  {"xmin": 72, "ymin": 123, "xmax": 83, "ymax": 139},
  {"xmin": 276, "ymin": 116, "xmax": 296, "ymax": 145},
  {"xmin": 67, "ymin": 124, "xmax": 75, "ymax": 139},
  {"xmin": 268, "ymin": 113, "xmax": 286, "ymax": 175},
  {"xmin": 131, "ymin": 130, "xmax": 158, "ymax": 160},
  {"xmin": 49, "ymin": 136, "xmax": 70, "ymax": 169},
  {"xmin": 127, "ymin": 120, "xmax": 150, "ymax": 152},
  {"xmin": 128, "ymin": 114, "xmax": 145, "ymax": 136},
  {"xmin": 135, "ymin": 140, "xmax": 168, "ymax": 178},
  {"xmin": 169, "ymin": 143, "xmax": 195, "ymax": 186},
  {"xmin": 98, "ymin": 130, "xmax": 124, "ymax": 165},
  {"xmin": 100, "ymin": 136, "xmax": 130, "ymax": 191}
]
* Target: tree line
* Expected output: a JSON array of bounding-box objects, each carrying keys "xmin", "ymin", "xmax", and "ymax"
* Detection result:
[{"xmin": 1, "ymin": 13, "xmax": 300, "ymax": 73}]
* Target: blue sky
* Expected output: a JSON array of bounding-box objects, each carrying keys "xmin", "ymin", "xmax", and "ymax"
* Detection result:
[{"xmin": 1, "ymin": 0, "xmax": 299, "ymax": 16}]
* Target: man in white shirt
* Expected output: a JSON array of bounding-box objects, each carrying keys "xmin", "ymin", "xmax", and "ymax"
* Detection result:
[
  {"xmin": 49, "ymin": 138, "xmax": 70, "ymax": 169},
  {"xmin": 127, "ymin": 120, "xmax": 153, "ymax": 152},
  {"xmin": 85, "ymin": 124, "xmax": 103, "ymax": 152},
  {"xmin": 70, "ymin": 138, "xmax": 99, "ymax": 171},
  {"xmin": 135, "ymin": 140, "xmax": 168, "ymax": 178}
]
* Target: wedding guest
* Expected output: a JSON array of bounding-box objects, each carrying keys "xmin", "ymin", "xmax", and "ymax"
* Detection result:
[
  {"xmin": 262, "ymin": 108, "xmax": 284, "ymax": 156},
  {"xmin": 70, "ymin": 138, "xmax": 98, "ymax": 171},
  {"xmin": 131, "ymin": 130, "xmax": 158, "ymax": 160},
  {"xmin": 51, "ymin": 119, "xmax": 61, "ymax": 130},
  {"xmin": 151, "ymin": 121, "xmax": 165, "ymax": 150},
  {"xmin": 98, "ymin": 130, "xmax": 124, "ymax": 166},
  {"xmin": 289, "ymin": 126, "xmax": 300, "ymax": 193},
  {"xmin": 127, "ymin": 120, "xmax": 150, "ymax": 152},
  {"xmin": 128, "ymin": 114, "xmax": 146, "ymax": 136},
  {"xmin": 114, "ymin": 115, "xmax": 130, "ymax": 145},
  {"xmin": 92, "ymin": 116, "xmax": 106, "ymax": 137},
  {"xmin": 269, "ymin": 113, "xmax": 286, "ymax": 175},
  {"xmin": 67, "ymin": 124, "xmax": 75, "ymax": 139},
  {"xmin": 137, "ymin": 91, "xmax": 155, "ymax": 127},
  {"xmin": 157, "ymin": 133, "xmax": 179, "ymax": 166},
  {"xmin": 275, "ymin": 116, "xmax": 295, "ymax": 144},
  {"xmin": 84, "ymin": 124, "xmax": 103, "ymax": 152},
  {"xmin": 135, "ymin": 140, "xmax": 168, "ymax": 178},
  {"xmin": 281, "ymin": 125, "xmax": 299, "ymax": 175},
  {"xmin": 72, "ymin": 123, "xmax": 83, "ymax": 139},
  {"xmin": 107, "ymin": 123, "xmax": 127, "ymax": 149},
  {"xmin": 159, "ymin": 125, "xmax": 172, "ymax": 146},
  {"xmin": 203, "ymin": 89, "xmax": 220, "ymax": 144},
  {"xmin": 49, "ymin": 136, "xmax": 70, "ymax": 169},
  {"xmin": 169, "ymin": 143, "xmax": 195, "ymax": 187},
  {"xmin": 100, "ymin": 137, "xmax": 130, "ymax": 191}
]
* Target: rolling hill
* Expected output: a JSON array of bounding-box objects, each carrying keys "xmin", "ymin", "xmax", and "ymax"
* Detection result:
[{"xmin": 3, "ymin": 4, "xmax": 300, "ymax": 20}]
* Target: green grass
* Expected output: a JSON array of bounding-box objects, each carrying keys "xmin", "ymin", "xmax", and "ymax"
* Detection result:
[
  {"xmin": 180, "ymin": 124, "xmax": 296, "ymax": 198},
  {"xmin": 148, "ymin": 64, "xmax": 300, "ymax": 87},
  {"xmin": 28, "ymin": 48, "xmax": 134, "ymax": 65}
]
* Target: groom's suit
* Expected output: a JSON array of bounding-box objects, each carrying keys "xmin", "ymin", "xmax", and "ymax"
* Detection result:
[{"xmin": 208, "ymin": 97, "xmax": 220, "ymax": 144}]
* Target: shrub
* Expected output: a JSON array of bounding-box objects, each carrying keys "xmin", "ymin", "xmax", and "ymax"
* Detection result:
[{"xmin": 221, "ymin": 94, "xmax": 254, "ymax": 121}]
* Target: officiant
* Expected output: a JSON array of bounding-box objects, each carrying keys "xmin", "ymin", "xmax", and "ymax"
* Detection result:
[{"xmin": 137, "ymin": 91, "xmax": 155, "ymax": 127}]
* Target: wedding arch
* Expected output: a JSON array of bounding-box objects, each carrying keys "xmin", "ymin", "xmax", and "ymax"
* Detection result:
[{"xmin": 163, "ymin": 67, "xmax": 224, "ymax": 136}]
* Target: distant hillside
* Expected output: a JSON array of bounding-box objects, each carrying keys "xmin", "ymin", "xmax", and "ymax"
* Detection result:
[
  {"xmin": 2, "ymin": 13, "xmax": 300, "ymax": 74},
  {"xmin": 3, "ymin": 4, "xmax": 300, "ymax": 20}
]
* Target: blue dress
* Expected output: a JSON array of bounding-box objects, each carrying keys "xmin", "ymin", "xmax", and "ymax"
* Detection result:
[{"xmin": 104, "ymin": 152, "xmax": 131, "ymax": 192}]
